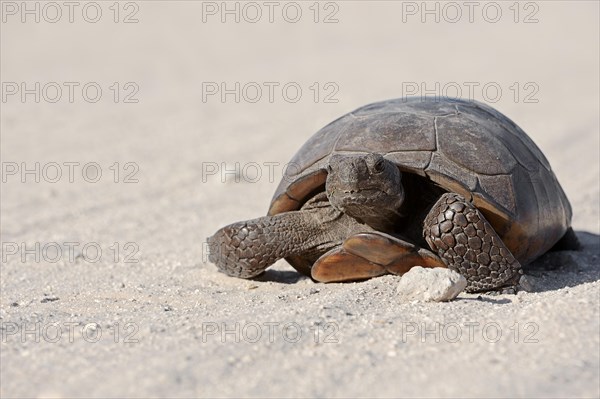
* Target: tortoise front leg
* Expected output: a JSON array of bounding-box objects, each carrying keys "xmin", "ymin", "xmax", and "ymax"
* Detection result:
[
  {"xmin": 423, "ymin": 193, "xmax": 523, "ymax": 293},
  {"xmin": 208, "ymin": 211, "xmax": 330, "ymax": 278},
  {"xmin": 208, "ymin": 193, "xmax": 354, "ymax": 279}
]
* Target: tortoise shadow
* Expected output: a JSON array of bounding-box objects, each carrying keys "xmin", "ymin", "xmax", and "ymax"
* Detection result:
[
  {"xmin": 253, "ymin": 269, "xmax": 311, "ymax": 284},
  {"xmin": 251, "ymin": 231, "xmax": 599, "ymax": 291},
  {"xmin": 458, "ymin": 297, "xmax": 512, "ymax": 304},
  {"xmin": 523, "ymin": 230, "xmax": 600, "ymax": 292}
]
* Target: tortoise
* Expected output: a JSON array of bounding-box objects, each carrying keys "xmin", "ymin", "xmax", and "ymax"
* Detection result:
[{"xmin": 208, "ymin": 97, "xmax": 578, "ymax": 292}]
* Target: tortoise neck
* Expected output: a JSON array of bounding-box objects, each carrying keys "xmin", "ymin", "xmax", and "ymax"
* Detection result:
[{"xmin": 353, "ymin": 211, "xmax": 403, "ymax": 234}]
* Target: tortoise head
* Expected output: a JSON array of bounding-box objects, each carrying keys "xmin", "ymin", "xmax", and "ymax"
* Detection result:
[{"xmin": 325, "ymin": 153, "xmax": 404, "ymax": 224}]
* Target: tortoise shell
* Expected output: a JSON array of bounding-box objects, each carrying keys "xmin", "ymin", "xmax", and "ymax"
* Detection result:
[{"xmin": 268, "ymin": 98, "xmax": 572, "ymax": 275}]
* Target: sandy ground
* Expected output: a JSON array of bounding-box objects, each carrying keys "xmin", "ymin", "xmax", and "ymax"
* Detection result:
[{"xmin": 1, "ymin": 1, "xmax": 599, "ymax": 398}]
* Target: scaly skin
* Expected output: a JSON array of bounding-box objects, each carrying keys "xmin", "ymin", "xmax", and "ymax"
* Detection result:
[
  {"xmin": 208, "ymin": 194, "xmax": 370, "ymax": 278},
  {"xmin": 208, "ymin": 211, "xmax": 322, "ymax": 278},
  {"xmin": 423, "ymin": 193, "xmax": 523, "ymax": 292}
]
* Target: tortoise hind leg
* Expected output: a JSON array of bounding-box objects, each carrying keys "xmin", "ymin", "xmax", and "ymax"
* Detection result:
[
  {"xmin": 423, "ymin": 193, "xmax": 524, "ymax": 293},
  {"xmin": 550, "ymin": 227, "xmax": 581, "ymax": 251}
]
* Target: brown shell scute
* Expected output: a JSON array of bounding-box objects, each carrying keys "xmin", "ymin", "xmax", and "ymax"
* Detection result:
[
  {"xmin": 478, "ymin": 174, "xmax": 516, "ymax": 214},
  {"xmin": 457, "ymin": 100, "xmax": 552, "ymax": 172},
  {"xmin": 435, "ymin": 114, "xmax": 517, "ymax": 175},
  {"xmin": 336, "ymin": 113, "xmax": 436, "ymax": 153}
]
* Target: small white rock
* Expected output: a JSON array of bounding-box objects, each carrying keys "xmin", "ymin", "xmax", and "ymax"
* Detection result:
[{"xmin": 396, "ymin": 267, "xmax": 467, "ymax": 302}]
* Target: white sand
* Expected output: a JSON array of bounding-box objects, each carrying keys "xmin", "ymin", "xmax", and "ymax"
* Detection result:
[{"xmin": 1, "ymin": 2, "xmax": 599, "ymax": 398}]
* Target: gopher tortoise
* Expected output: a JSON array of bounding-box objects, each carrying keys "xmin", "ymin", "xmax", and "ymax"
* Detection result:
[{"xmin": 208, "ymin": 97, "xmax": 577, "ymax": 292}]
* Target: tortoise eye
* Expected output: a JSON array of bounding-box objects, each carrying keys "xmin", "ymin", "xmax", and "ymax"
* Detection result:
[
  {"xmin": 373, "ymin": 158, "xmax": 385, "ymax": 173},
  {"xmin": 326, "ymin": 164, "xmax": 333, "ymax": 173}
]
